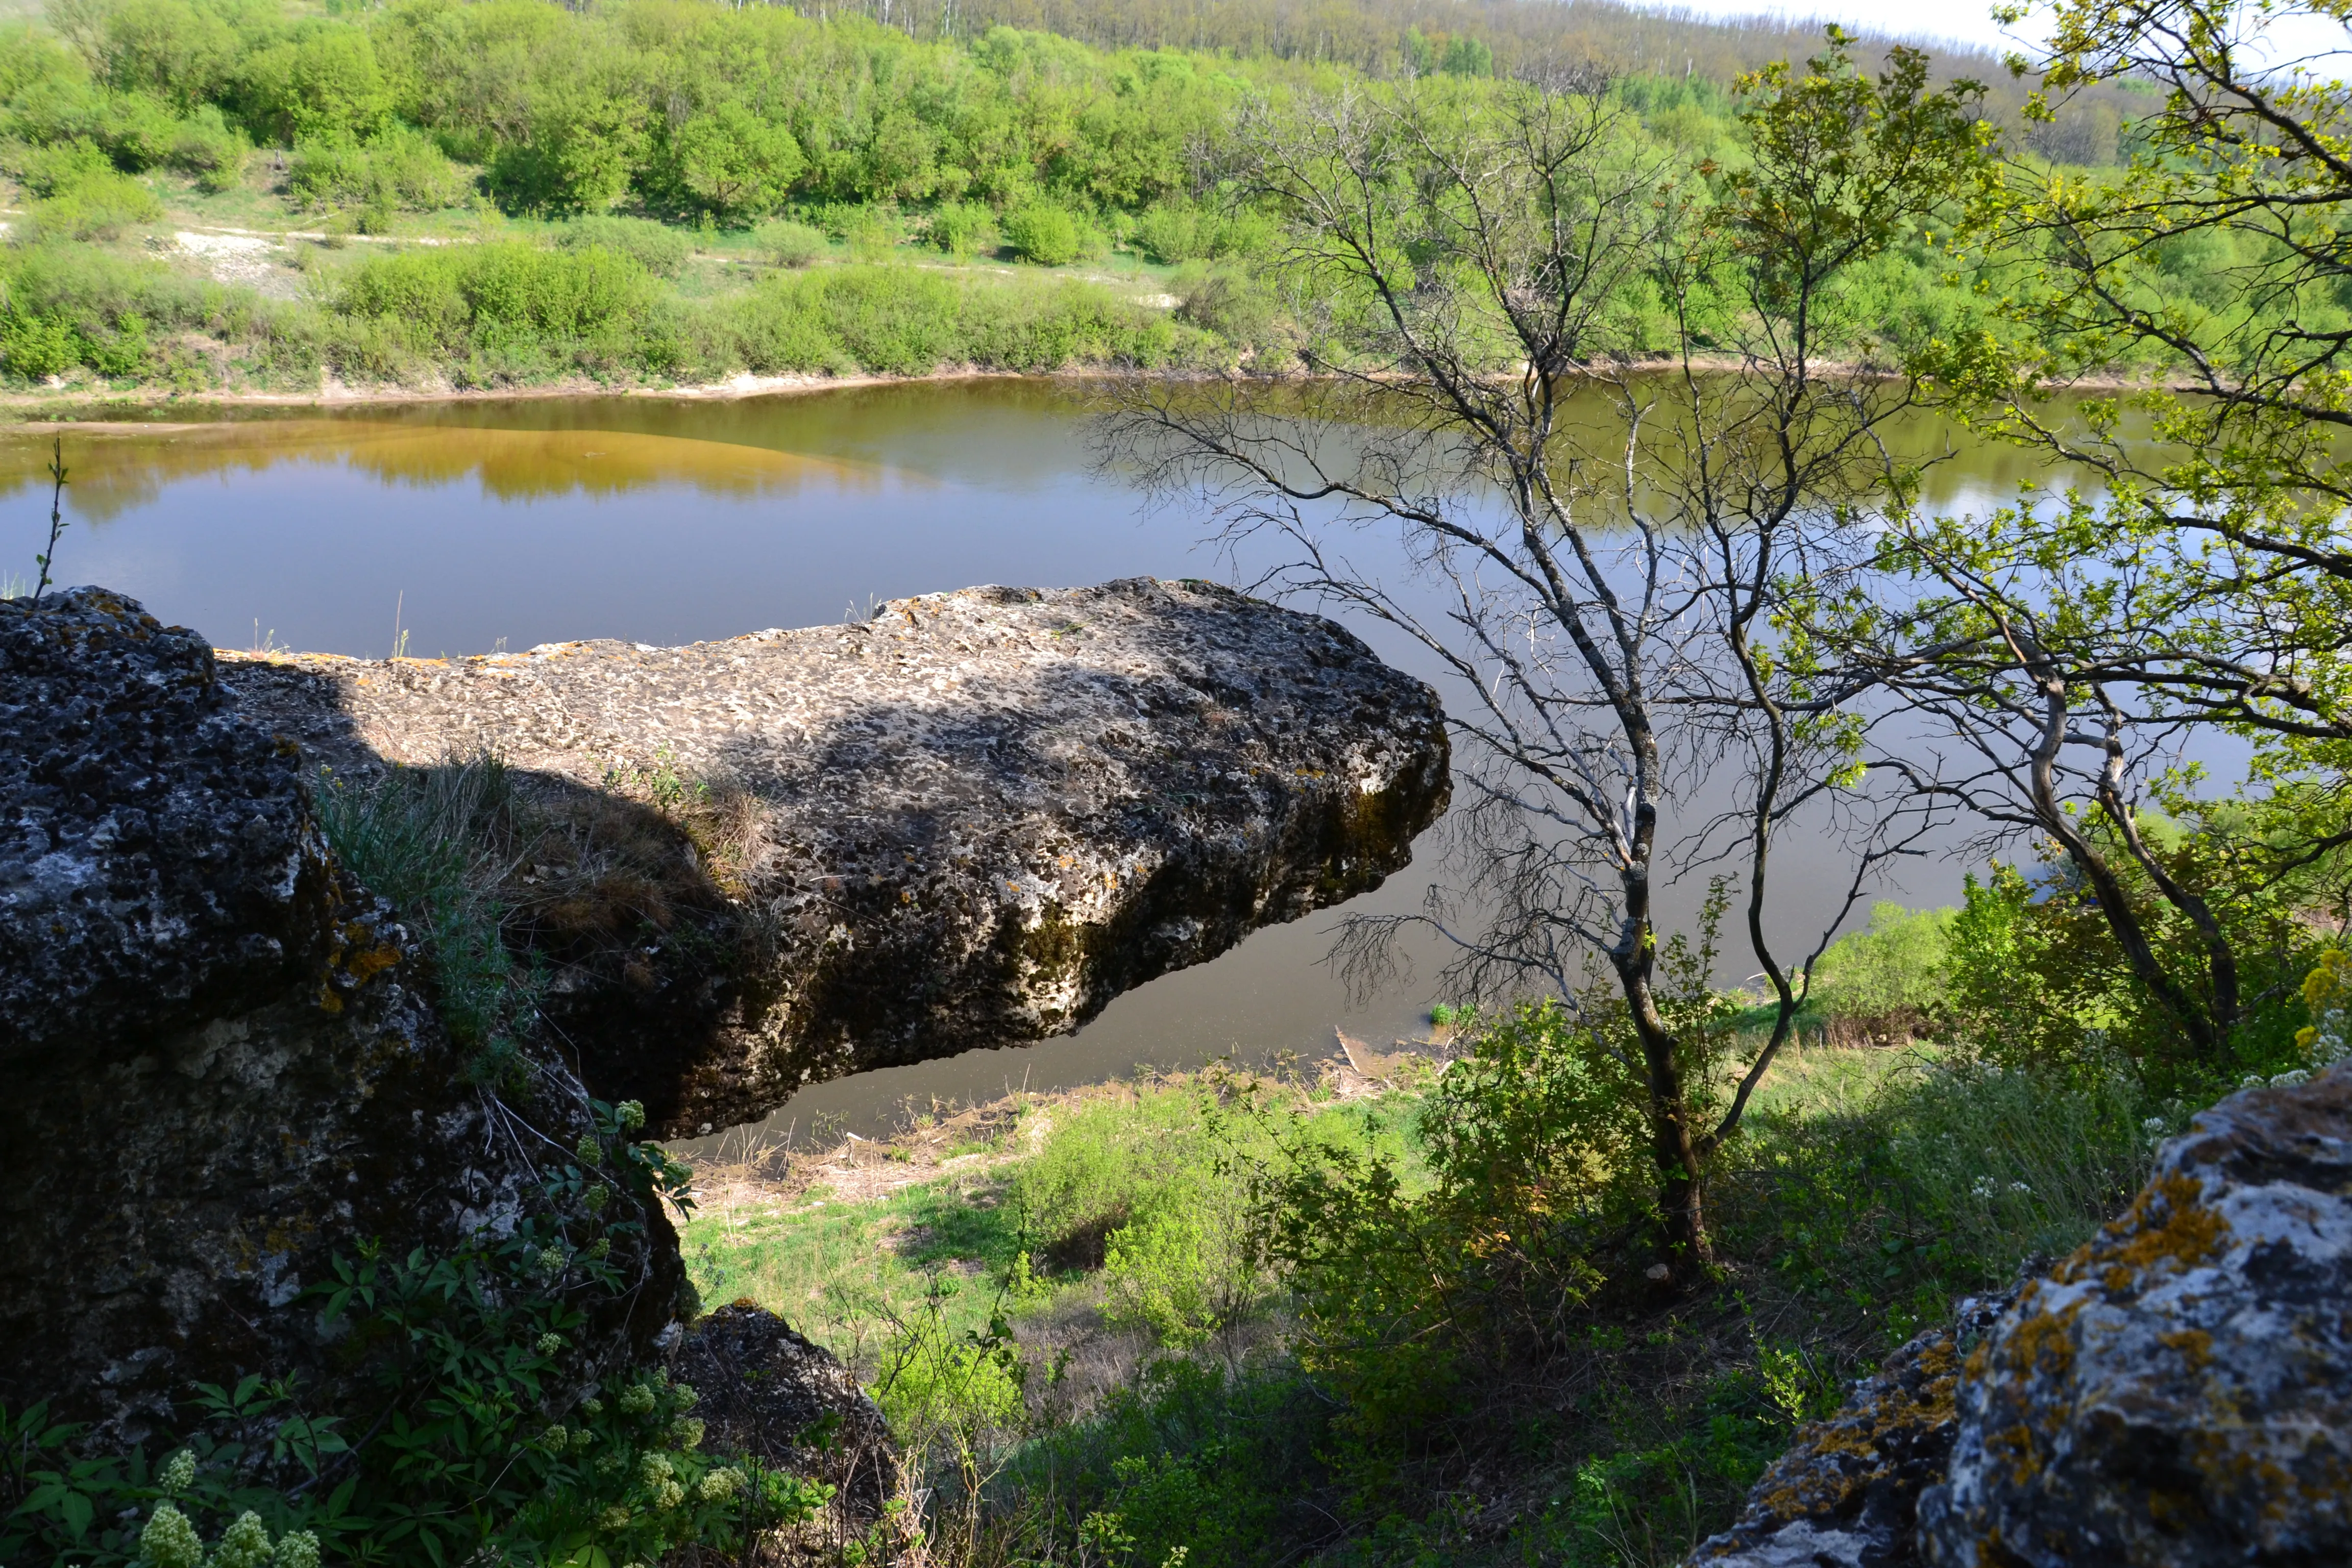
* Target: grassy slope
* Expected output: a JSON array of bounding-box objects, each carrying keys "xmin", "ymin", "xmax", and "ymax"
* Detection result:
[{"xmin": 675, "ymin": 1047, "xmax": 2159, "ymax": 1567}]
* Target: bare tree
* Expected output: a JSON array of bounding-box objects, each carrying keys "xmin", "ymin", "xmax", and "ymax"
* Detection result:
[{"xmin": 1101, "ymin": 38, "xmax": 1988, "ymax": 1281}]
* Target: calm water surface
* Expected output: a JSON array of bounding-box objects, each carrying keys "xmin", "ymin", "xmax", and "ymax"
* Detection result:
[{"xmin": 0, "ymin": 381, "xmax": 2059, "ymax": 1142}]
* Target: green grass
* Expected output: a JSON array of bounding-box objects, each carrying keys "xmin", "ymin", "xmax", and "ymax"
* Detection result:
[
  {"xmin": 686, "ymin": 1174, "xmax": 1027, "ymax": 1354},
  {"xmin": 673, "ymin": 1042, "xmax": 2172, "ymax": 1568}
]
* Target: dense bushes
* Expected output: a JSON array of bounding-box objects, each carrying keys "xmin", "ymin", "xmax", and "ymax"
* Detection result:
[
  {"xmin": 0, "ymin": 240, "xmax": 305, "ymax": 384},
  {"xmin": 283, "ymin": 124, "xmax": 466, "ymax": 216},
  {"xmin": 709, "ymin": 265, "xmax": 1202, "ymax": 378},
  {"xmin": 1940, "ymin": 817, "xmax": 2337, "ymax": 1097},
  {"xmin": 0, "ymin": 1090, "xmax": 819, "ymax": 1568}
]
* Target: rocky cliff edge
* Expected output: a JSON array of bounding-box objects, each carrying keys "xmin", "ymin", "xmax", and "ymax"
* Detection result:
[{"xmin": 223, "ymin": 577, "xmax": 1450, "ymax": 1138}]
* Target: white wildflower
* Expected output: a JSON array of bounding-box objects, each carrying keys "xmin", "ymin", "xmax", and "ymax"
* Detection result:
[
  {"xmin": 211, "ymin": 1510, "xmax": 273, "ymax": 1568},
  {"xmin": 139, "ymin": 1504, "xmax": 203, "ymax": 1568}
]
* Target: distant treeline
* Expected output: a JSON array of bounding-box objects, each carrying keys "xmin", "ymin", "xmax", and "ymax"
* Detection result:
[
  {"xmin": 10, "ymin": 0, "xmax": 2139, "ymax": 231},
  {"xmin": 800, "ymin": 0, "xmax": 2147, "ymax": 163}
]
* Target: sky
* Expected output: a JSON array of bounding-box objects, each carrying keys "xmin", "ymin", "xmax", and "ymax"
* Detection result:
[
  {"xmin": 1635, "ymin": 0, "xmax": 2047, "ymax": 56},
  {"xmin": 1631, "ymin": 0, "xmax": 2352, "ymax": 68}
]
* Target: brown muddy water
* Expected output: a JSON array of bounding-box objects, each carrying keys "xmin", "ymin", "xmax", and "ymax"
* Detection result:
[{"xmin": 0, "ymin": 381, "xmax": 2075, "ymax": 1145}]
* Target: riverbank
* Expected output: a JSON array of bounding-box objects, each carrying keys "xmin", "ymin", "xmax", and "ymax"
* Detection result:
[
  {"xmin": 673, "ymin": 1041, "xmax": 2167, "ymax": 1568},
  {"xmin": 0, "ymin": 365, "xmax": 1045, "ymax": 417}
]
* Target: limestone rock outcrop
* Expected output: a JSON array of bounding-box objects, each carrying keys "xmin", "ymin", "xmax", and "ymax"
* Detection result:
[
  {"xmin": 1690, "ymin": 1291, "xmax": 2014, "ymax": 1568},
  {"xmin": 1918, "ymin": 1066, "xmax": 2351, "ymax": 1567},
  {"xmin": 0, "ymin": 586, "xmax": 331, "ymax": 1058},
  {"xmin": 0, "ymin": 589, "xmax": 679, "ymax": 1447},
  {"xmin": 225, "ymin": 578, "xmax": 1450, "ymax": 1137},
  {"xmin": 671, "ymin": 1303, "xmax": 898, "ymax": 1522},
  {"xmin": 1694, "ymin": 1065, "xmax": 2352, "ymax": 1568}
]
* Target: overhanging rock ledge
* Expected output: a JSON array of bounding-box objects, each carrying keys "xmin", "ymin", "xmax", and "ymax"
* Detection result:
[{"xmin": 228, "ymin": 577, "xmax": 1451, "ymax": 1137}]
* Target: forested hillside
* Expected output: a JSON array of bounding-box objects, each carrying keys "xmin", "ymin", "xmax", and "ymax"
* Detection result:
[{"xmin": 0, "ymin": 0, "xmax": 2148, "ymax": 395}]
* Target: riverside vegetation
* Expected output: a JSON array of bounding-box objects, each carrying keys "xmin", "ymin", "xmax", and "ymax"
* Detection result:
[
  {"xmin": 9, "ymin": 2, "xmax": 2352, "ymax": 1566},
  {"xmin": 673, "ymin": 869, "xmax": 2343, "ymax": 1568},
  {"xmin": 0, "ymin": 0, "xmax": 2186, "ymax": 395}
]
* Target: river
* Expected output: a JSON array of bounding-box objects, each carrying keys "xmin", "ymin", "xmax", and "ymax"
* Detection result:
[{"xmin": 0, "ymin": 381, "xmax": 2071, "ymax": 1144}]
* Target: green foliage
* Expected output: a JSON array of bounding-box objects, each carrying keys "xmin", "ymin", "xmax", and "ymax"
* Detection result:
[
  {"xmin": 1939, "ymin": 813, "xmax": 2331, "ymax": 1097},
  {"xmin": 284, "ymin": 124, "xmax": 466, "ymax": 215},
  {"xmin": 1000, "ymin": 200, "xmax": 1082, "ymax": 265},
  {"xmin": 659, "ymin": 99, "xmax": 804, "ymax": 224},
  {"xmin": 553, "ymin": 212, "xmax": 692, "ymax": 278},
  {"xmin": 987, "ymin": 1360, "xmax": 1335, "ymax": 1568},
  {"xmin": 1129, "ymin": 200, "xmax": 1272, "ymax": 265},
  {"xmin": 1797, "ymin": 902, "xmax": 1956, "ymax": 1040},
  {"xmin": 1248, "ymin": 1002, "xmax": 1640, "ymax": 1440},
  {"xmin": 1171, "ymin": 265, "xmax": 1276, "ymax": 354},
  {"xmin": 715, "ymin": 264, "xmax": 1199, "ymax": 377},
  {"xmin": 753, "ymin": 217, "xmax": 828, "ymax": 268},
  {"xmin": 0, "ymin": 1095, "xmax": 802, "ymax": 1568},
  {"xmin": 926, "ymin": 199, "xmax": 998, "ymax": 257},
  {"xmin": 0, "ymin": 241, "xmax": 290, "ymax": 384},
  {"xmin": 13, "ymin": 137, "xmax": 165, "ymax": 240},
  {"xmin": 330, "ymin": 239, "xmax": 653, "ymax": 381}
]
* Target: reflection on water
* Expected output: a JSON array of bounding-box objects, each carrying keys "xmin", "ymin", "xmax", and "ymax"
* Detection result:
[
  {"xmin": 0, "ymin": 421, "xmax": 877, "ymax": 522},
  {"xmin": 0, "ymin": 379, "xmax": 2092, "ymax": 1141}
]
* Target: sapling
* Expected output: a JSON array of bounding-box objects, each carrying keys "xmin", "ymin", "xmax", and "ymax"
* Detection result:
[{"xmin": 29, "ymin": 438, "xmax": 65, "ymax": 605}]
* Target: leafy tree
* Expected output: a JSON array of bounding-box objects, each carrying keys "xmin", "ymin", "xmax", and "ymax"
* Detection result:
[
  {"xmin": 1812, "ymin": 0, "xmax": 2352, "ymax": 1080},
  {"xmin": 664, "ymin": 99, "xmax": 804, "ymax": 222},
  {"xmin": 1106, "ymin": 37, "xmax": 1991, "ymax": 1282}
]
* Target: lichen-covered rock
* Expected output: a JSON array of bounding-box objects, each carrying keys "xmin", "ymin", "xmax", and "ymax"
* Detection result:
[
  {"xmin": 1693, "ymin": 1291, "xmax": 2015, "ymax": 1568},
  {"xmin": 1916, "ymin": 1066, "xmax": 2352, "ymax": 1567},
  {"xmin": 670, "ymin": 1303, "xmax": 897, "ymax": 1522},
  {"xmin": 0, "ymin": 587, "xmax": 332, "ymax": 1060},
  {"xmin": 0, "ymin": 589, "xmax": 678, "ymax": 1449},
  {"xmin": 224, "ymin": 578, "xmax": 1449, "ymax": 1137}
]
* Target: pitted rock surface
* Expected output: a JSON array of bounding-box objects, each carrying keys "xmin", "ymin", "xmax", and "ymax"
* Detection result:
[
  {"xmin": 671, "ymin": 1303, "xmax": 897, "ymax": 1522},
  {"xmin": 1916, "ymin": 1065, "xmax": 2352, "ymax": 1567},
  {"xmin": 1693, "ymin": 1291, "xmax": 2014, "ymax": 1568},
  {"xmin": 0, "ymin": 589, "xmax": 679, "ymax": 1448},
  {"xmin": 0, "ymin": 587, "xmax": 331, "ymax": 1061},
  {"xmin": 224, "ymin": 578, "xmax": 1449, "ymax": 1137}
]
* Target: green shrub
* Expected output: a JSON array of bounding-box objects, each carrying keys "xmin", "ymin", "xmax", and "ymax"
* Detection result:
[
  {"xmin": 1137, "ymin": 201, "xmax": 1278, "ymax": 264},
  {"xmin": 553, "ymin": 213, "xmax": 692, "ymax": 278},
  {"xmin": 927, "ymin": 199, "xmax": 997, "ymax": 256},
  {"xmin": 1002, "ymin": 200, "xmax": 1082, "ymax": 265},
  {"xmin": 1132, "ymin": 200, "xmax": 1203, "ymax": 263},
  {"xmin": 166, "ymin": 105, "xmax": 247, "ymax": 190},
  {"xmin": 0, "ymin": 308, "xmax": 78, "ymax": 379},
  {"xmin": 1940, "ymin": 819, "xmax": 2329, "ymax": 1095},
  {"xmin": 662, "ymin": 100, "xmax": 804, "ymax": 223},
  {"xmin": 752, "ymin": 217, "xmax": 827, "ymax": 268},
  {"xmin": 1173, "ymin": 265, "xmax": 1277, "ymax": 350},
  {"xmin": 286, "ymin": 126, "xmax": 467, "ymax": 214},
  {"xmin": 801, "ymin": 264, "xmax": 960, "ymax": 373},
  {"xmin": 16, "ymin": 136, "xmax": 112, "ymax": 198},
  {"xmin": 0, "ymin": 242, "xmax": 311, "ymax": 387},
  {"xmin": 26, "ymin": 169, "xmax": 162, "ymax": 240},
  {"xmin": 336, "ymin": 241, "xmax": 649, "ymax": 362},
  {"xmin": 1797, "ymin": 901, "xmax": 1956, "ymax": 1042}
]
